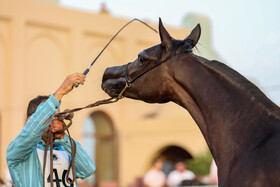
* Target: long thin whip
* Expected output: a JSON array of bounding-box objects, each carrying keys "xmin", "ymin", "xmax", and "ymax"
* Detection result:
[{"xmin": 74, "ymin": 18, "xmax": 157, "ymax": 87}]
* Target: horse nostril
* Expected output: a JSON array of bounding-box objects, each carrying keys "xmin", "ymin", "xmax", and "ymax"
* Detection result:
[
  {"xmin": 103, "ymin": 87, "xmax": 116, "ymax": 95},
  {"xmin": 104, "ymin": 88, "xmax": 109, "ymax": 93}
]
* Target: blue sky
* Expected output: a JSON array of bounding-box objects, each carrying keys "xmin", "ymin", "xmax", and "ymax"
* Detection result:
[{"xmin": 60, "ymin": 0, "xmax": 280, "ymax": 104}]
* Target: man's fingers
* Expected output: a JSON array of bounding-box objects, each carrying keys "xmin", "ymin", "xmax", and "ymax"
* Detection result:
[
  {"xmin": 71, "ymin": 73, "xmax": 86, "ymax": 79},
  {"xmin": 70, "ymin": 75, "xmax": 86, "ymax": 86}
]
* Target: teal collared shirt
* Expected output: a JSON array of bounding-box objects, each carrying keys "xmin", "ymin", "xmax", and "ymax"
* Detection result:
[{"xmin": 6, "ymin": 94, "xmax": 95, "ymax": 186}]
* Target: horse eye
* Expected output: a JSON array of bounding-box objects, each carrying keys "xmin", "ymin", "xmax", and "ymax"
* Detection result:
[{"xmin": 138, "ymin": 55, "xmax": 146, "ymax": 64}]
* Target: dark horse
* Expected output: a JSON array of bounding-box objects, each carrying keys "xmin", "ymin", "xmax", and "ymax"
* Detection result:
[{"xmin": 101, "ymin": 18, "xmax": 280, "ymax": 186}]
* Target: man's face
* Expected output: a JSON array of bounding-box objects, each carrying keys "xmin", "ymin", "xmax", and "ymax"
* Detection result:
[
  {"xmin": 41, "ymin": 109, "xmax": 63, "ymax": 139},
  {"xmin": 27, "ymin": 100, "xmax": 64, "ymax": 141},
  {"xmin": 175, "ymin": 162, "xmax": 186, "ymax": 172},
  {"xmin": 50, "ymin": 109, "xmax": 64, "ymax": 133},
  {"xmin": 154, "ymin": 160, "xmax": 163, "ymax": 170}
]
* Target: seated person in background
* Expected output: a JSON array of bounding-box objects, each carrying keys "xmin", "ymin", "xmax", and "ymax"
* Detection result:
[
  {"xmin": 144, "ymin": 157, "xmax": 166, "ymax": 187},
  {"xmin": 167, "ymin": 160, "xmax": 195, "ymax": 187}
]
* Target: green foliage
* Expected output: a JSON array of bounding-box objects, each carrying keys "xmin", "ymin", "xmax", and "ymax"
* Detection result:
[{"xmin": 186, "ymin": 150, "xmax": 213, "ymax": 175}]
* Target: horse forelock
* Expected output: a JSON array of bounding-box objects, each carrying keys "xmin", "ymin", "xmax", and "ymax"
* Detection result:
[{"xmin": 172, "ymin": 39, "xmax": 192, "ymax": 54}]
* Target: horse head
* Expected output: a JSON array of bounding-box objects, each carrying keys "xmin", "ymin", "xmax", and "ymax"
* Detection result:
[{"xmin": 102, "ymin": 18, "xmax": 201, "ymax": 103}]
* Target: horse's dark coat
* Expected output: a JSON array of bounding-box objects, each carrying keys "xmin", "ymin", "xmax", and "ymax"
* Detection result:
[{"xmin": 101, "ymin": 18, "xmax": 280, "ymax": 186}]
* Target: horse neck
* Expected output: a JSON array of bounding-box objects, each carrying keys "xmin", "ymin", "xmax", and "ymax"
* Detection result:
[{"xmin": 171, "ymin": 53, "xmax": 280, "ymax": 170}]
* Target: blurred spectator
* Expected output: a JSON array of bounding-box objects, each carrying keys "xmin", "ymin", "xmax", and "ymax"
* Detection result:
[
  {"xmin": 143, "ymin": 157, "xmax": 166, "ymax": 187},
  {"xmin": 100, "ymin": 2, "xmax": 109, "ymax": 15},
  {"xmin": 167, "ymin": 160, "xmax": 195, "ymax": 187},
  {"xmin": 202, "ymin": 159, "xmax": 218, "ymax": 185}
]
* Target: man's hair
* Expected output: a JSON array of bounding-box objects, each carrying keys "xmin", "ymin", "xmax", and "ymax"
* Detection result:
[{"xmin": 26, "ymin": 95, "xmax": 49, "ymax": 117}]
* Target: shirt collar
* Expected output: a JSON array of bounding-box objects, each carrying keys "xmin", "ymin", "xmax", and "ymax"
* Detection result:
[{"xmin": 37, "ymin": 139, "xmax": 63, "ymax": 150}]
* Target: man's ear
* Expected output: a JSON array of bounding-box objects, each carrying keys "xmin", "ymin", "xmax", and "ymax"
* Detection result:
[
  {"xmin": 185, "ymin": 24, "xmax": 201, "ymax": 48},
  {"xmin": 159, "ymin": 17, "xmax": 172, "ymax": 50}
]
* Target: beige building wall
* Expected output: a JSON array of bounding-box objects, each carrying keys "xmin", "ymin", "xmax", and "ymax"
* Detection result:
[{"xmin": 0, "ymin": 0, "xmax": 207, "ymax": 186}]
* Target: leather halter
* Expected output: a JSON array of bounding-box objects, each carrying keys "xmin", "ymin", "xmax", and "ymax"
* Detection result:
[{"xmin": 117, "ymin": 46, "xmax": 190, "ymax": 99}]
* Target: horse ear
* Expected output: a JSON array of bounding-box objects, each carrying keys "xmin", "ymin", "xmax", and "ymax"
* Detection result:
[
  {"xmin": 185, "ymin": 24, "xmax": 201, "ymax": 48},
  {"xmin": 159, "ymin": 18, "xmax": 172, "ymax": 50}
]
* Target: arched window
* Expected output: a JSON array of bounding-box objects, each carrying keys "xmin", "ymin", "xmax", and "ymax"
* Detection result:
[
  {"xmin": 152, "ymin": 145, "xmax": 193, "ymax": 175},
  {"xmin": 83, "ymin": 116, "xmax": 96, "ymax": 184},
  {"xmin": 83, "ymin": 111, "xmax": 117, "ymax": 187}
]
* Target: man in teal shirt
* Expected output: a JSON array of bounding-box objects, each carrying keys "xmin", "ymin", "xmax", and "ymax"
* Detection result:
[{"xmin": 6, "ymin": 73, "xmax": 95, "ymax": 186}]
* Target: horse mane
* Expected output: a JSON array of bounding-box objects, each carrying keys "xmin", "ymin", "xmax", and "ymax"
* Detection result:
[{"xmin": 192, "ymin": 54, "xmax": 280, "ymax": 118}]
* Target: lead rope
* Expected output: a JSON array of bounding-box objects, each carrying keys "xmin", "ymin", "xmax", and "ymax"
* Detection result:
[{"xmin": 42, "ymin": 128, "xmax": 54, "ymax": 187}]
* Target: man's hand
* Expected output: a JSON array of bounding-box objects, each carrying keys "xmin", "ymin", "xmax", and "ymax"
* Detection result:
[
  {"xmin": 51, "ymin": 117, "xmax": 65, "ymax": 139},
  {"xmin": 54, "ymin": 73, "xmax": 86, "ymax": 101}
]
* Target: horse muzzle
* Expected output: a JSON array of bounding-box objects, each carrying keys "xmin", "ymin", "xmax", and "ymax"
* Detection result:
[{"xmin": 102, "ymin": 65, "xmax": 127, "ymax": 97}]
